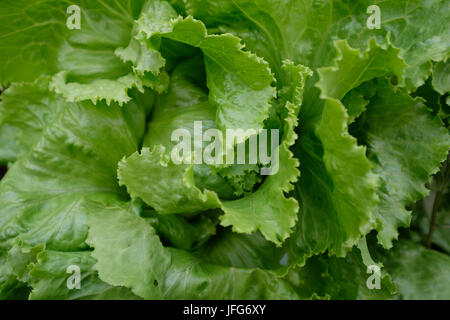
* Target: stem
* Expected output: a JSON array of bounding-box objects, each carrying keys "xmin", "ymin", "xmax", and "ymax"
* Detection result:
[{"xmin": 426, "ymin": 189, "xmax": 442, "ymax": 248}]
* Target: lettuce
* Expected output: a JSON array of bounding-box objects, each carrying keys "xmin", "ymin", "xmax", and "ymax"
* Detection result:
[{"xmin": 0, "ymin": 0, "xmax": 449, "ymax": 300}]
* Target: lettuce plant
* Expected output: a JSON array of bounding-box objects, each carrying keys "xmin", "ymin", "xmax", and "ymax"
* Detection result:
[{"xmin": 0, "ymin": 0, "xmax": 449, "ymax": 300}]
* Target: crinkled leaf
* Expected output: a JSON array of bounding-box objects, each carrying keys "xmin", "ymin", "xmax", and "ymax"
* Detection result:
[
  {"xmin": 375, "ymin": 239, "xmax": 450, "ymax": 299},
  {"xmin": 139, "ymin": 57, "xmax": 239, "ymax": 198},
  {"xmin": 0, "ymin": 0, "xmax": 67, "ymax": 83},
  {"xmin": 432, "ymin": 59, "xmax": 450, "ymax": 95},
  {"xmin": 0, "ymin": 91, "xmax": 148, "ymax": 251},
  {"xmin": 187, "ymin": 0, "xmax": 450, "ymax": 91},
  {"xmin": 219, "ymin": 61, "xmax": 305, "ymax": 244},
  {"xmin": 359, "ymin": 79, "xmax": 450, "ymax": 248},
  {"xmin": 289, "ymin": 39, "xmax": 405, "ymax": 259},
  {"xmin": 50, "ymin": 72, "xmax": 146, "ymax": 106},
  {"xmin": 29, "ymin": 250, "xmax": 139, "ymax": 299},
  {"xmin": 145, "ymin": 210, "xmax": 218, "ymax": 251},
  {"xmin": 0, "ymin": 0, "xmax": 153, "ymax": 104},
  {"xmin": 86, "ymin": 204, "xmax": 300, "ymax": 299},
  {"xmin": 118, "ymin": 146, "xmax": 221, "ymax": 214},
  {"xmin": 136, "ymin": 1, "xmax": 276, "ymax": 142},
  {"xmin": 0, "ymin": 78, "xmax": 64, "ymax": 163},
  {"xmin": 119, "ymin": 61, "xmax": 310, "ymax": 245},
  {"xmin": 287, "ymin": 241, "xmax": 396, "ymax": 300}
]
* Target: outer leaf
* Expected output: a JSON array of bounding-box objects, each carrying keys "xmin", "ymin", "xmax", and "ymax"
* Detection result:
[
  {"xmin": 86, "ymin": 204, "xmax": 300, "ymax": 299},
  {"xmin": 375, "ymin": 239, "xmax": 450, "ymax": 299},
  {"xmin": 85, "ymin": 203, "xmax": 171, "ymax": 300},
  {"xmin": 119, "ymin": 61, "xmax": 310, "ymax": 245},
  {"xmin": 316, "ymin": 39, "xmax": 406, "ymax": 99},
  {"xmin": 139, "ymin": 57, "xmax": 239, "ymax": 199},
  {"xmin": 0, "ymin": 0, "xmax": 151, "ymax": 104},
  {"xmin": 187, "ymin": 0, "xmax": 450, "ymax": 91},
  {"xmin": 29, "ymin": 250, "xmax": 139, "ymax": 299},
  {"xmin": 289, "ymin": 39, "xmax": 405, "ymax": 259},
  {"xmin": 118, "ymin": 146, "xmax": 221, "ymax": 214},
  {"xmin": 0, "ymin": 89, "xmax": 151, "ymax": 296},
  {"xmin": 0, "ymin": 91, "xmax": 148, "ymax": 251},
  {"xmin": 359, "ymin": 79, "xmax": 450, "ymax": 247},
  {"xmin": 287, "ymin": 242, "xmax": 396, "ymax": 300},
  {"xmin": 0, "ymin": 244, "xmax": 30, "ymax": 299},
  {"xmin": 48, "ymin": 0, "xmax": 145, "ymax": 105}
]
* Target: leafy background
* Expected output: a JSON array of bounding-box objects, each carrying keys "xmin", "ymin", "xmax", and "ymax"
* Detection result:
[{"xmin": 0, "ymin": 0, "xmax": 449, "ymax": 299}]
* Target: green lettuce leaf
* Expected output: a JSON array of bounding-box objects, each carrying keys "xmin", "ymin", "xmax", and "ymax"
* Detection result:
[
  {"xmin": 49, "ymin": 0, "xmax": 149, "ymax": 104},
  {"xmin": 219, "ymin": 62, "xmax": 311, "ymax": 245},
  {"xmin": 375, "ymin": 239, "xmax": 450, "ymax": 299},
  {"xmin": 415, "ymin": 193, "xmax": 450, "ymax": 254},
  {"xmin": 287, "ymin": 240, "xmax": 396, "ymax": 300},
  {"xmin": 29, "ymin": 250, "xmax": 139, "ymax": 299},
  {"xmin": 186, "ymin": 0, "xmax": 450, "ymax": 91},
  {"xmin": 119, "ymin": 60, "xmax": 310, "ymax": 245},
  {"xmin": 86, "ymin": 203, "xmax": 300, "ymax": 299},
  {"xmin": 145, "ymin": 210, "xmax": 219, "ymax": 251},
  {"xmin": 432, "ymin": 59, "xmax": 450, "ymax": 95},
  {"xmin": 135, "ymin": 0, "xmax": 276, "ymax": 140},
  {"xmin": 0, "ymin": 0, "xmax": 156, "ymax": 104},
  {"xmin": 140, "ymin": 56, "xmax": 240, "ymax": 198},
  {"xmin": 1, "ymin": 0, "xmax": 449, "ymax": 301},
  {"xmin": 0, "ymin": 86, "xmax": 153, "ymax": 297},
  {"xmin": 0, "ymin": 125, "xmax": 21, "ymax": 165},
  {"xmin": 188, "ymin": 0, "xmax": 448, "ymax": 257},
  {"xmin": 0, "ymin": 87, "xmax": 149, "ymax": 252},
  {"xmin": 341, "ymin": 82, "xmax": 374, "ymax": 124},
  {"xmin": 0, "ymin": 244, "xmax": 30, "ymax": 299},
  {"xmin": 0, "ymin": 78, "xmax": 64, "ymax": 163},
  {"xmin": 7, "ymin": 243, "xmax": 44, "ymax": 284},
  {"xmin": 287, "ymin": 39, "xmax": 404, "ymax": 260},
  {"xmin": 412, "ymin": 156, "xmax": 450, "ymax": 253},
  {"xmin": 0, "ymin": 0, "xmax": 68, "ymax": 83},
  {"xmin": 354, "ymin": 79, "xmax": 450, "ymax": 248}
]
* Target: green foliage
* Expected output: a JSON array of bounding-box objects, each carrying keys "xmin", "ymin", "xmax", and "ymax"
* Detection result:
[{"xmin": 0, "ymin": 0, "xmax": 449, "ymax": 300}]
